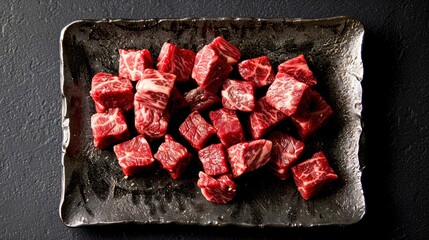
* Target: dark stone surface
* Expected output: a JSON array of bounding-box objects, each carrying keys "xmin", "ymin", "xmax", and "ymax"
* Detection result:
[{"xmin": 0, "ymin": 0, "xmax": 428, "ymax": 239}]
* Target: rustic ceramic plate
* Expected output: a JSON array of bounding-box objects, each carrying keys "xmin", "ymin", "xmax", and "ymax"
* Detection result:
[{"xmin": 60, "ymin": 17, "xmax": 365, "ymax": 227}]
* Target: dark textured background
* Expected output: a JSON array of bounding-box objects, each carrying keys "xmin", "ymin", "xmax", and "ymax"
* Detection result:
[{"xmin": 0, "ymin": 0, "xmax": 428, "ymax": 239}]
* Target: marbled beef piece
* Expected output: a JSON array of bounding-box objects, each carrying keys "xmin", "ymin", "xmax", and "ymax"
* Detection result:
[
  {"xmin": 197, "ymin": 172, "xmax": 236, "ymax": 204},
  {"xmin": 265, "ymin": 72, "xmax": 309, "ymax": 116},
  {"xmin": 238, "ymin": 56, "xmax": 275, "ymax": 87},
  {"xmin": 154, "ymin": 134, "xmax": 192, "ymax": 179},
  {"xmin": 291, "ymin": 151, "xmax": 338, "ymax": 200},
  {"xmin": 90, "ymin": 108, "xmax": 130, "ymax": 149},
  {"xmin": 198, "ymin": 143, "xmax": 229, "ymax": 176},
  {"xmin": 278, "ymin": 54, "xmax": 317, "ymax": 87},
  {"xmin": 227, "ymin": 139, "xmax": 272, "ymax": 178},
  {"xmin": 157, "ymin": 42, "xmax": 196, "ymax": 82},
  {"xmin": 267, "ymin": 131, "xmax": 305, "ymax": 180},
  {"xmin": 134, "ymin": 101, "xmax": 170, "ymax": 139},
  {"xmin": 179, "ymin": 111, "xmax": 216, "ymax": 150},
  {"xmin": 113, "ymin": 135, "xmax": 154, "ymax": 177},
  {"xmin": 291, "ymin": 90, "xmax": 333, "ymax": 141},
  {"xmin": 248, "ymin": 97, "xmax": 287, "ymax": 139},
  {"xmin": 90, "ymin": 72, "xmax": 134, "ymax": 113},
  {"xmin": 119, "ymin": 49, "xmax": 153, "ymax": 81},
  {"xmin": 221, "ymin": 79, "xmax": 255, "ymax": 112},
  {"xmin": 184, "ymin": 86, "xmax": 220, "ymax": 112},
  {"xmin": 135, "ymin": 69, "xmax": 176, "ymax": 112},
  {"xmin": 209, "ymin": 108, "xmax": 245, "ymax": 148},
  {"xmin": 192, "ymin": 45, "xmax": 232, "ymax": 90},
  {"xmin": 208, "ymin": 36, "xmax": 241, "ymax": 65}
]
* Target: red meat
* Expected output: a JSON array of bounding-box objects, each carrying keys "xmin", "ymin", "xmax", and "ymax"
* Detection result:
[
  {"xmin": 197, "ymin": 172, "xmax": 236, "ymax": 204},
  {"xmin": 238, "ymin": 56, "xmax": 275, "ymax": 87},
  {"xmin": 135, "ymin": 69, "xmax": 176, "ymax": 112},
  {"xmin": 90, "ymin": 108, "xmax": 130, "ymax": 149},
  {"xmin": 192, "ymin": 45, "xmax": 232, "ymax": 90},
  {"xmin": 227, "ymin": 139, "xmax": 273, "ymax": 178},
  {"xmin": 291, "ymin": 90, "xmax": 333, "ymax": 141},
  {"xmin": 265, "ymin": 72, "xmax": 309, "ymax": 116},
  {"xmin": 157, "ymin": 42, "xmax": 196, "ymax": 82},
  {"xmin": 113, "ymin": 135, "xmax": 154, "ymax": 177},
  {"xmin": 278, "ymin": 54, "xmax": 317, "ymax": 87},
  {"xmin": 89, "ymin": 72, "xmax": 134, "ymax": 113},
  {"xmin": 248, "ymin": 97, "xmax": 287, "ymax": 139},
  {"xmin": 198, "ymin": 143, "xmax": 229, "ymax": 176},
  {"xmin": 221, "ymin": 79, "xmax": 255, "ymax": 112},
  {"xmin": 291, "ymin": 151, "xmax": 338, "ymax": 200},
  {"xmin": 267, "ymin": 131, "xmax": 305, "ymax": 180},
  {"xmin": 118, "ymin": 49, "xmax": 153, "ymax": 81},
  {"xmin": 209, "ymin": 108, "xmax": 245, "ymax": 148},
  {"xmin": 134, "ymin": 101, "xmax": 170, "ymax": 138},
  {"xmin": 184, "ymin": 86, "xmax": 220, "ymax": 112},
  {"xmin": 208, "ymin": 36, "xmax": 241, "ymax": 65},
  {"xmin": 154, "ymin": 134, "xmax": 192, "ymax": 179},
  {"xmin": 179, "ymin": 111, "xmax": 216, "ymax": 150}
]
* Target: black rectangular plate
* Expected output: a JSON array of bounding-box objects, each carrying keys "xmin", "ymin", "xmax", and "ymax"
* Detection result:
[{"xmin": 60, "ymin": 17, "xmax": 365, "ymax": 227}]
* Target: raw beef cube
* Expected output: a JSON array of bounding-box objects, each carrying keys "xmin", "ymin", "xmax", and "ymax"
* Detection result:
[
  {"xmin": 278, "ymin": 54, "xmax": 317, "ymax": 87},
  {"xmin": 248, "ymin": 97, "xmax": 287, "ymax": 139},
  {"xmin": 198, "ymin": 143, "xmax": 229, "ymax": 176},
  {"xmin": 266, "ymin": 72, "xmax": 310, "ymax": 116},
  {"xmin": 179, "ymin": 111, "xmax": 216, "ymax": 150},
  {"xmin": 227, "ymin": 139, "xmax": 273, "ymax": 178},
  {"xmin": 197, "ymin": 172, "xmax": 236, "ymax": 204},
  {"xmin": 208, "ymin": 36, "xmax": 241, "ymax": 65},
  {"xmin": 209, "ymin": 108, "xmax": 245, "ymax": 148},
  {"xmin": 113, "ymin": 135, "xmax": 154, "ymax": 177},
  {"xmin": 184, "ymin": 86, "xmax": 220, "ymax": 112},
  {"xmin": 154, "ymin": 134, "xmax": 192, "ymax": 179},
  {"xmin": 90, "ymin": 72, "xmax": 134, "ymax": 113},
  {"xmin": 267, "ymin": 131, "xmax": 305, "ymax": 180},
  {"xmin": 119, "ymin": 49, "xmax": 153, "ymax": 81},
  {"xmin": 134, "ymin": 101, "xmax": 170, "ymax": 138},
  {"xmin": 157, "ymin": 42, "xmax": 196, "ymax": 82},
  {"xmin": 221, "ymin": 79, "xmax": 255, "ymax": 112},
  {"xmin": 238, "ymin": 56, "xmax": 275, "ymax": 87},
  {"xmin": 291, "ymin": 151, "xmax": 338, "ymax": 200},
  {"xmin": 192, "ymin": 45, "xmax": 232, "ymax": 90},
  {"xmin": 135, "ymin": 69, "xmax": 176, "ymax": 112},
  {"xmin": 170, "ymin": 87, "xmax": 189, "ymax": 113},
  {"xmin": 291, "ymin": 90, "xmax": 333, "ymax": 141},
  {"xmin": 90, "ymin": 108, "xmax": 130, "ymax": 149}
]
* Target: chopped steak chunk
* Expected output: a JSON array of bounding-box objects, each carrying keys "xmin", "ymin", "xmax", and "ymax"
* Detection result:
[
  {"xmin": 197, "ymin": 172, "xmax": 236, "ymax": 204},
  {"xmin": 248, "ymin": 97, "xmax": 287, "ymax": 139},
  {"xmin": 154, "ymin": 134, "xmax": 192, "ymax": 179},
  {"xmin": 265, "ymin": 72, "xmax": 309, "ymax": 116},
  {"xmin": 184, "ymin": 86, "xmax": 220, "ymax": 112},
  {"xmin": 135, "ymin": 69, "xmax": 176, "ymax": 112},
  {"xmin": 209, "ymin": 108, "xmax": 245, "ymax": 147},
  {"xmin": 221, "ymin": 79, "xmax": 255, "ymax": 112},
  {"xmin": 157, "ymin": 42, "xmax": 196, "ymax": 82},
  {"xmin": 278, "ymin": 54, "xmax": 317, "ymax": 87},
  {"xmin": 90, "ymin": 108, "xmax": 130, "ymax": 149},
  {"xmin": 179, "ymin": 111, "xmax": 216, "ymax": 150},
  {"xmin": 113, "ymin": 135, "xmax": 154, "ymax": 176},
  {"xmin": 134, "ymin": 101, "xmax": 170, "ymax": 138},
  {"xmin": 291, "ymin": 90, "xmax": 333, "ymax": 141},
  {"xmin": 267, "ymin": 131, "xmax": 305, "ymax": 180},
  {"xmin": 198, "ymin": 143, "xmax": 229, "ymax": 176},
  {"xmin": 208, "ymin": 36, "xmax": 241, "ymax": 65},
  {"xmin": 291, "ymin": 151, "xmax": 338, "ymax": 200},
  {"xmin": 238, "ymin": 56, "xmax": 275, "ymax": 87},
  {"xmin": 90, "ymin": 72, "xmax": 134, "ymax": 113},
  {"xmin": 227, "ymin": 139, "xmax": 272, "ymax": 178},
  {"xmin": 192, "ymin": 45, "xmax": 232, "ymax": 90},
  {"xmin": 119, "ymin": 49, "xmax": 153, "ymax": 81}
]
